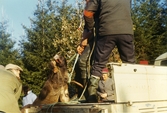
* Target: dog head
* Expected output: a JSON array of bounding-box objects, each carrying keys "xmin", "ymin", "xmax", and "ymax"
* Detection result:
[
  {"xmin": 49, "ymin": 54, "xmax": 68, "ymax": 83},
  {"xmin": 53, "ymin": 54, "xmax": 67, "ymax": 68}
]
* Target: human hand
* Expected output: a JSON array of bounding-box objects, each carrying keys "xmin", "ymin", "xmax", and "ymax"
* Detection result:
[
  {"xmin": 80, "ymin": 38, "xmax": 88, "ymax": 48},
  {"xmin": 100, "ymin": 93, "xmax": 107, "ymax": 98},
  {"xmin": 77, "ymin": 29, "xmax": 92, "ymax": 55},
  {"xmin": 77, "ymin": 38, "xmax": 88, "ymax": 55},
  {"xmin": 77, "ymin": 45, "xmax": 85, "ymax": 55}
]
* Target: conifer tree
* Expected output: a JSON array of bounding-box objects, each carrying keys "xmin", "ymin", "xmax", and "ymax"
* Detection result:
[
  {"xmin": 20, "ymin": 0, "xmax": 83, "ymax": 94},
  {"xmin": 0, "ymin": 21, "xmax": 22, "ymax": 66},
  {"xmin": 132, "ymin": 0, "xmax": 167, "ymax": 64}
]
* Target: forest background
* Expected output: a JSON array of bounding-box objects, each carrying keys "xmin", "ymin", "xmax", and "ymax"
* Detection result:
[{"xmin": 0, "ymin": 0, "xmax": 167, "ymax": 106}]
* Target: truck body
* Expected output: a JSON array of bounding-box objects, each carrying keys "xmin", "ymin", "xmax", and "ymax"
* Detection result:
[{"xmin": 26, "ymin": 53, "xmax": 167, "ymax": 113}]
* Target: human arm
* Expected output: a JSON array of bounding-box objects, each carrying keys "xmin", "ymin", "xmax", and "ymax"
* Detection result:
[
  {"xmin": 97, "ymin": 91, "xmax": 107, "ymax": 99},
  {"xmin": 97, "ymin": 81, "xmax": 108, "ymax": 99},
  {"xmin": 77, "ymin": 0, "xmax": 98, "ymax": 55},
  {"xmin": 105, "ymin": 79, "xmax": 115, "ymax": 100},
  {"xmin": 77, "ymin": 17, "xmax": 94, "ymax": 55},
  {"xmin": 15, "ymin": 81, "xmax": 22, "ymax": 100},
  {"xmin": 77, "ymin": 29, "xmax": 92, "ymax": 55}
]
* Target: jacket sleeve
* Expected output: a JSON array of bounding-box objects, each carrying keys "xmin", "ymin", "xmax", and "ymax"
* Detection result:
[
  {"xmin": 83, "ymin": 0, "xmax": 99, "ymax": 31},
  {"xmin": 83, "ymin": 10, "xmax": 94, "ymax": 31},
  {"xmin": 97, "ymin": 81, "xmax": 103, "ymax": 96},
  {"xmin": 106, "ymin": 79, "xmax": 115, "ymax": 96},
  {"xmin": 97, "ymin": 90, "xmax": 103, "ymax": 96},
  {"xmin": 15, "ymin": 83, "xmax": 22, "ymax": 100}
]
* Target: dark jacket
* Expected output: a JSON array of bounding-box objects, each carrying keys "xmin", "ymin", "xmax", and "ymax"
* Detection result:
[{"xmin": 84, "ymin": 0, "xmax": 133, "ymax": 36}]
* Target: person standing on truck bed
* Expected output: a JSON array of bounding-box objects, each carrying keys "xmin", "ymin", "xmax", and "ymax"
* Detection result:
[
  {"xmin": 75, "ymin": 0, "xmax": 97, "ymax": 102},
  {"xmin": 77, "ymin": 0, "xmax": 135, "ymax": 102},
  {"xmin": 0, "ymin": 63, "xmax": 23, "ymax": 113}
]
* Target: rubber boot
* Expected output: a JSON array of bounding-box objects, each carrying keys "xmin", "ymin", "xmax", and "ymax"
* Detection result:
[{"xmin": 87, "ymin": 75, "xmax": 100, "ymax": 103}]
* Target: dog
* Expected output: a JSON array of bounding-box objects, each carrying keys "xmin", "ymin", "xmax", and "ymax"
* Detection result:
[{"xmin": 32, "ymin": 54, "xmax": 70, "ymax": 106}]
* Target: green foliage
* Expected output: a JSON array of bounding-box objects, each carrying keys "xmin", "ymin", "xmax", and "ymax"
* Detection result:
[
  {"xmin": 0, "ymin": 21, "xmax": 22, "ymax": 66},
  {"xmin": 132, "ymin": 0, "xmax": 167, "ymax": 64},
  {"xmin": 20, "ymin": 0, "xmax": 84, "ymax": 95}
]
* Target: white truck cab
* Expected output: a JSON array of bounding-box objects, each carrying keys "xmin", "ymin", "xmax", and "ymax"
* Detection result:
[{"xmin": 154, "ymin": 52, "xmax": 167, "ymax": 66}]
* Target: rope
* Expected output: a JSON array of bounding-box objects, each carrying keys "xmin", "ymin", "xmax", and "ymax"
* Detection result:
[
  {"xmin": 69, "ymin": 54, "xmax": 79, "ymax": 79},
  {"xmin": 78, "ymin": 33, "xmax": 96, "ymax": 101},
  {"xmin": 68, "ymin": 54, "xmax": 79, "ymax": 83},
  {"xmin": 68, "ymin": 53, "xmax": 77, "ymax": 64}
]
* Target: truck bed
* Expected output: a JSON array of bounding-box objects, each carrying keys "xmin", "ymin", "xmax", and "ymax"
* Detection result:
[{"xmin": 25, "ymin": 63, "xmax": 167, "ymax": 113}]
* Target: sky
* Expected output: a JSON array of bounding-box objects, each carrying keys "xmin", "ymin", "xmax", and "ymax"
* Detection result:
[{"xmin": 0, "ymin": 0, "xmax": 74, "ymax": 48}]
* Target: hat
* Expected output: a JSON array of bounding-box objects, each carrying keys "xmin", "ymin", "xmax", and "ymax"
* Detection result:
[
  {"xmin": 102, "ymin": 68, "xmax": 109, "ymax": 73},
  {"xmin": 5, "ymin": 63, "xmax": 23, "ymax": 71}
]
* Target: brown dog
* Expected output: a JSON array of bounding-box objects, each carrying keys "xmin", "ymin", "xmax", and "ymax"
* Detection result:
[{"xmin": 32, "ymin": 54, "xmax": 70, "ymax": 106}]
